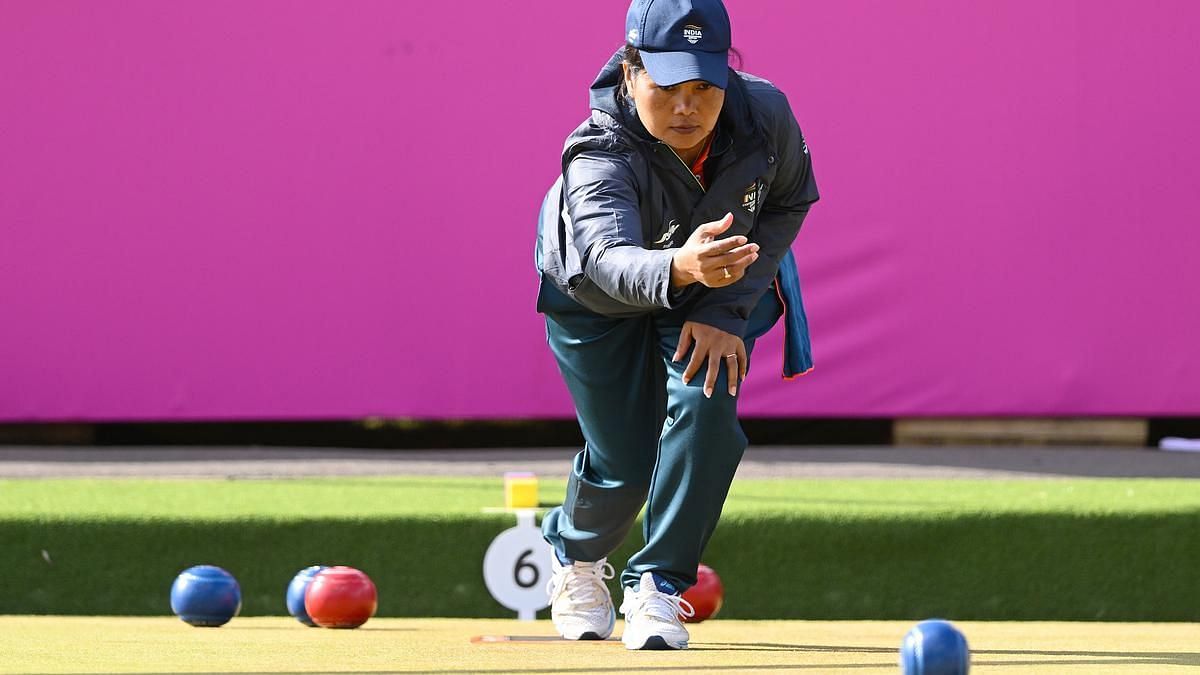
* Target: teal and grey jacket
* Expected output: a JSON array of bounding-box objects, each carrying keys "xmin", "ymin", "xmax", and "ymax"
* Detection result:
[{"xmin": 537, "ymin": 49, "xmax": 819, "ymax": 378}]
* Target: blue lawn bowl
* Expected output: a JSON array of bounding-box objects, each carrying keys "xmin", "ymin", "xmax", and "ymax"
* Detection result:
[
  {"xmin": 286, "ymin": 565, "xmax": 326, "ymax": 626},
  {"xmin": 900, "ymin": 619, "xmax": 970, "ymax": 675},
  {"xmin": 170, "ymin": 565, "xmax": 242, "ymax": 627}
]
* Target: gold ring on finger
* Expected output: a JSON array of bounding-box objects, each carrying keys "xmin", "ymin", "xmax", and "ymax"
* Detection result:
[{"xmin": 722, "ymin": 266, "xmax": 731, "ymax": 279}]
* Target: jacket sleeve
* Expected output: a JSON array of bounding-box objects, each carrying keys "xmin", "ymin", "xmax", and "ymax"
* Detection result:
[
  {"xmin": 563, "ymin": 149, "xmax": 687, "ymax": 312},
  {"xmin": 685, "ymin": 92, "xmax": 819, "ymax": 337}
]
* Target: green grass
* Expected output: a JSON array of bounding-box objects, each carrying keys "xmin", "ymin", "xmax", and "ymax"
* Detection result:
[
  {"xmin": 4, "ymin": 476, "xmax": 1196, "ymax": 520},
  {"xmin": 0, "ymin": 476, "xmax": 511, "ymax": 520},
  {"xmin": 2, "ymin": 477, "xmax": 1198, "ymax": 621}
]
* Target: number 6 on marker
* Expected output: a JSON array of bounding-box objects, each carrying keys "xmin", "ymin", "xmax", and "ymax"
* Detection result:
[
  {"xmin": 514, "ymin": 549, "xmax": 540, "ymax": 589},
  {"xmin": 483, "ymin": 512, "xmax": 553, "ymax": 620}
]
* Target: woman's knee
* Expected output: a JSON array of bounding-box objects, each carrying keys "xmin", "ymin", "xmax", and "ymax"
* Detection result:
[
  {"xmin": 666, "ymin": 395, "xmax": 745, "ymax": 449},
  {"xmin": 670, "ymin": 376, "xmax": 739, "ymax": 419}
]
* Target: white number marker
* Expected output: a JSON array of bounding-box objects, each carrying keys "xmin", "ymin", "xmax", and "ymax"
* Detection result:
[{"xmin": 482, "ymin": 511, "xmax": 553, "ymax": 621}]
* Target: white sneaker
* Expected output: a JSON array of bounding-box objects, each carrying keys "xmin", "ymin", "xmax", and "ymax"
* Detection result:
[
  {"xmin": 546, "ymin": 557, "xmax": 616, "ymax": 640},
  {"xmin": 619, "ymin": 571, "xmax": 695, "ymax": 650}
]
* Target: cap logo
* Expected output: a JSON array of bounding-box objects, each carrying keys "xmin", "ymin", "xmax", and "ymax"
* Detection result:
[
  {"xmin": 683, "ymin": 24, "xmax": 703, "ymax": 45},
  {"xmin": 628, "ymin": 28, "xmax": 639, "ymax": 42}
]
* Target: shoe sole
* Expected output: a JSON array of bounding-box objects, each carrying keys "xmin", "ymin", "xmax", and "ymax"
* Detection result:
[
  {"xmin": 560, "ymin": 627, "xmax": 614, "ymax": 641},
  {"xmin": 555, "ymin": 608, "xmax": 615, "ymax": 641},
  {"xmin": 626, "ymin": 635, "xmax": 688, "ymax": 650}
]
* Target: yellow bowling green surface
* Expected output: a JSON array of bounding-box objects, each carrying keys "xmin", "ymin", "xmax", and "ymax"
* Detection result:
[{"xmin": 3, "ymin": 616, "xmax": 1197, "ymax": 674}]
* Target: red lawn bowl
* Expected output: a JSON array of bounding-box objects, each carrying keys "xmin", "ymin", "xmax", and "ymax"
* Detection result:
[
  {"xmin": 304, "ymin": 566, "xmax": 378, "ymax": 629},
  {"xmin": 681, "ymin": 563, "xmax": 724, "ymax": 623}
]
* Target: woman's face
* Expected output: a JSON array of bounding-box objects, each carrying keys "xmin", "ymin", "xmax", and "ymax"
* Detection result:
[{"xmin": 624, "ymin": 64, "xmax": 725, "ymax": 159}]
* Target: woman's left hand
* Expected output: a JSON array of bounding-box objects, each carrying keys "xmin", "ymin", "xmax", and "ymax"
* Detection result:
[{"xmin": 673, "ymin": 321, "xmax": 747, "ymax": 398}]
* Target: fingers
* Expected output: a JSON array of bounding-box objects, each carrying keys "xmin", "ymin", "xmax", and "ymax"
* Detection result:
[
  {"xmin": 726, "ymin": 352, "xmax": 739, "ymax": 397},
  {"xmin": 710, "ymin": 242, "xmax": 760, "ymax": 264},
  {"xmin": 673, "ymin": 323, "xmax": 694, "ymax": 364},
  {"xmin": 714, "ymin": 248, "xmax": 759, "ymax": 279},
  {"xmin": 677, "ymin": 321, "xmax": 747, "ymax": 398},
  {"xmin": 697, "ymin": 236, "xmax": 752, "ymax": 257},
  {"xmin": 704, "ymin": 349, "xmax": 721, "ymax": 399},
  {"xmin": 693, "ymin": 212, "xmax": 734, "ymax": 243},
  {"xmin": 737, "ymin": 343, "xmax": 748, "ymax": 383},
  {"xmin": 694, "ymin": 242, "xmax": 759, "ymax": 288},
  {"xmin": 698, "ymin": 247, "xmax": 759, "ymax": 287},
  {"xmin": 682, "ymin": 342, "xmax": 705, "ymax": 386}
]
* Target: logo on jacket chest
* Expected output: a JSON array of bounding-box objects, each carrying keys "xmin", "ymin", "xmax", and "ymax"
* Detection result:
[
  {"xmin": 652, "ymin": 219, "xmax": 682, "ymax": 249},
  {"xmin": 742, "ymin": 180, "xmax": 764, "ymax": 214}
]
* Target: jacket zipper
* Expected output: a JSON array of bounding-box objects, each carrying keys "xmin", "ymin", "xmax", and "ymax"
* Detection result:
[{"xmin": 661, "ymin": 143, "xmax": 706, "ymax": 194}]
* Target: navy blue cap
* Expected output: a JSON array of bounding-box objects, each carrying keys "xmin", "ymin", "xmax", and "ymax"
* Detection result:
[{"xmin": 625, "ymin": 0, "xmax": 731, "ymax": 89}]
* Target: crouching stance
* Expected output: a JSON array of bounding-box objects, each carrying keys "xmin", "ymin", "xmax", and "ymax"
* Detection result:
[{"xmin": 535, "ymin": 0, "xmax": 819, "ymax": 650}]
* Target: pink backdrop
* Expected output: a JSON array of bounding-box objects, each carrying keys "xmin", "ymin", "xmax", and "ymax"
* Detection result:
[{"xmin": 2, "ymin": 1, "xmax": 1199, "ymax": 421}]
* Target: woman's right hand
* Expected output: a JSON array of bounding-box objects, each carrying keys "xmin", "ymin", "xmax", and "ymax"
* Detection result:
[{"xmin": 669, "ymin": 213, "xmax": 760, "ymax": 289}]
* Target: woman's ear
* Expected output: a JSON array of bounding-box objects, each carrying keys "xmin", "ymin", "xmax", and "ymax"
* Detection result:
[{"xmin": 622, "ymin": 62, "xmax": 635, "ymax": 96}]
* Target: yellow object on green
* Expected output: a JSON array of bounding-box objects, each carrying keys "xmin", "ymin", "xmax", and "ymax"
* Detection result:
[{"xmin": 504, "ymin": 472, "xmax": 539, "ymax": 509}]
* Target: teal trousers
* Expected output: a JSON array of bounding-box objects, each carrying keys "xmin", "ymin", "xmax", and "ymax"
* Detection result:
[{"xmin": 540, "ymin": 282, "xmax": 783, "ymax": 591}]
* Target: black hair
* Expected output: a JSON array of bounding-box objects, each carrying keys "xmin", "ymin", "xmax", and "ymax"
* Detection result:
[
  {"xmin": 619, "ymin": 44, "xmax": 744, "ymax": 96},
  {"xmin": 618, "ymin": 44, "xmax": 644, "ymax": 98},
  {"xmin": 623, "ymin": 44, "xmax": 647, "ymax": 73}
]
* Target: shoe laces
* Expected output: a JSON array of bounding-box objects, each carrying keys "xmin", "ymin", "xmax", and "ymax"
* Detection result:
[
  {"xmin": 621, "ymin": 586, "xmax": 695, "ymax": 623},
  {"xmin": 547, "ymin": 560, "xmax": 615, "ymax": 607}
]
